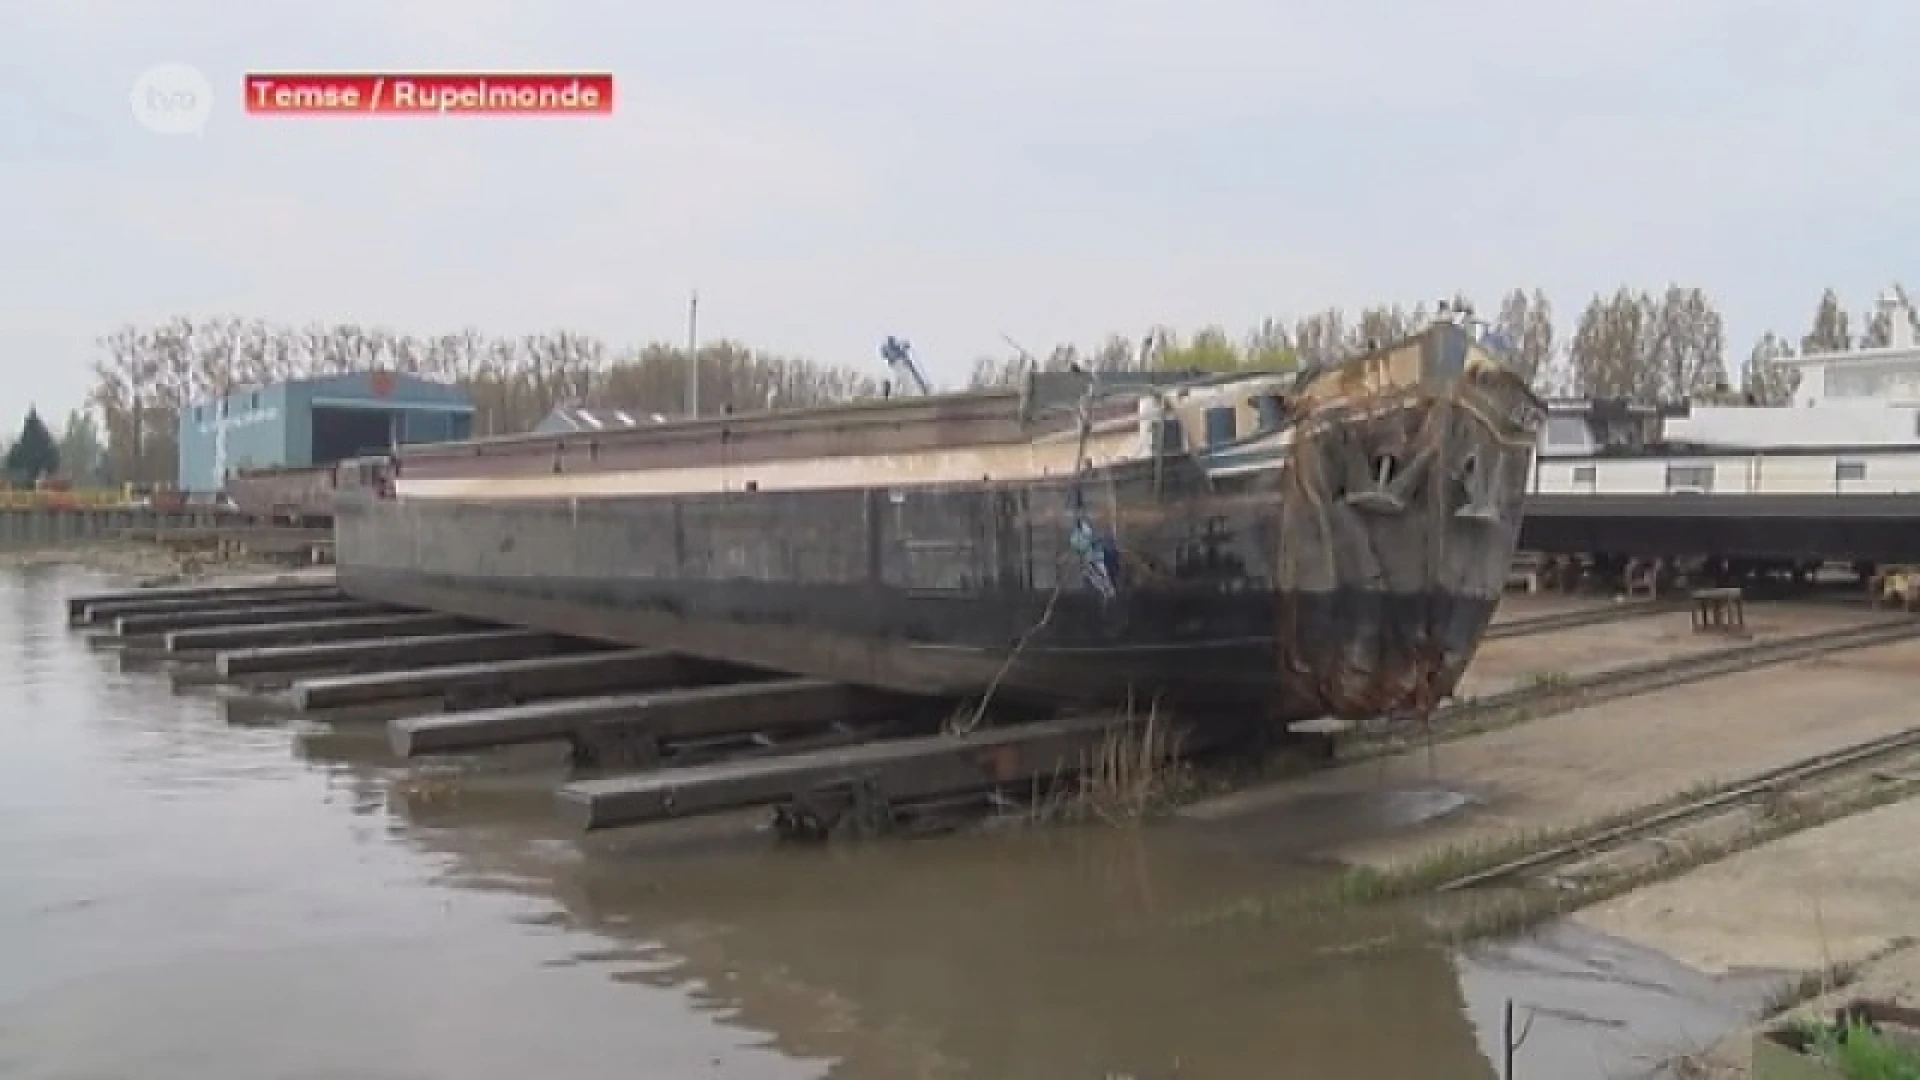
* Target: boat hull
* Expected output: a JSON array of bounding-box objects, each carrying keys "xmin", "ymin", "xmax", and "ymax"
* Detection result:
[
  {"xmin": 338, "ymin": 439, "xmax": 1525, "ymax": 722},
  {"xmin": 336, "ymin": 322, "xmax": 1543, "ymax": 725}
]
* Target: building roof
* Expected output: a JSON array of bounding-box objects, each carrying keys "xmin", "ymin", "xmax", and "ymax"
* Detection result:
[
  {"xmin": 188, "ymin": 370, "xmax": 473, "ymax": 412},
  {"xmin": 532, "ymin": 405, "xmax": 670, "ymax": 434}
]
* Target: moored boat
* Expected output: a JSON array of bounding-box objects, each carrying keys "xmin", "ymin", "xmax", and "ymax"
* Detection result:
[{"xmin": 332, "ymin": 317, "xmax": 1544, "ymax": 726}]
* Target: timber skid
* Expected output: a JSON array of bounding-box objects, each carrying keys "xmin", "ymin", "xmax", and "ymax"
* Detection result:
[{"xmin": 68, "ymin": 575, "xmax": 1270, "ymax": 844}]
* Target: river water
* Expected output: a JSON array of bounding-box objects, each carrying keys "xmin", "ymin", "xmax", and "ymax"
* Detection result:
[{"xmin": 0, "ymin": 565, "xmax": 1777, "ymax": 1079}]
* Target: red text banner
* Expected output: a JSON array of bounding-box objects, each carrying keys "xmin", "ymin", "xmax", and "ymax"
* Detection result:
[{"xmin": 244, "ymin": 73, "xmax": 615, "ymax": 116}]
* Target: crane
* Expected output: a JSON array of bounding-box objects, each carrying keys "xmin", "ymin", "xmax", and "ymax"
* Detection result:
[{"xmin": 880, "ymin": 336, "xmax": 933, "ymax": 397}]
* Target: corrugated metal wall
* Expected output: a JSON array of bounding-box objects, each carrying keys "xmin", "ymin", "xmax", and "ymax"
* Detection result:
[
  {"xmin": 176, "ymin": 384, "xmax": 294, "ymax": 493},
  {"xmin": 176, "ymin": 373, "xmax": 475, "ymax": 493}
]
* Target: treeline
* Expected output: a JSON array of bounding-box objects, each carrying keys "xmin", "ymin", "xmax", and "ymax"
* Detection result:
[
  {"xmin": 966, "ymin": 291, "xmax": 1556, "ymax": 389},
  {"xmin": 74, "ymin": 284, "xmax": 1914, "ymax": 487},
  {"xmin": 86, "ymin": 319, "xmax": 883, "ymax": 485}
]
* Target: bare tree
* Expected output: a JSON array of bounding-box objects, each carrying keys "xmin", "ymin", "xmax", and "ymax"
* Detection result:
[
  {"xmin": 1291, "ymin": 309, "xmax": 1349, "ymax": 368},
  {"xmin": 86, "ymin": 318, "xmax": 884, "ymax": 482},
  {"xmin": 1643, "ymin": 285, "xmax": 1728, "ymax": 399},
  {"xmin": 1744, "ymin": 331, "xmax": 1800, "ymax": 405},
  {"xmin": 1861, "ymin": 283, "xmax": 1917, "ymax": 348},
  {"xmin": 1493, "ymin": 289, "xmax": 1556, "ymax": 388},
  {"xmin": 1803, "ymin": 289, "xmax": 1852, "ymax": 355},
  {"xmin": 1569, "ymin": 289, "xmax": 1655, "ymax": 400}
]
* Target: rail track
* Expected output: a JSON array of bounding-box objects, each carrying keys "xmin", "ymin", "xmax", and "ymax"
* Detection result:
[
  {"xmin": 1483, "ymin": 599, "xmax": 1680, "ymax": 640},
  {"xmin": 1435, "ymin": 722, "xmax": 1920, "ymax": 893},
  {"xmin": 1434, "ymin": 615, "xmax": 1920, "ymax": 734}
]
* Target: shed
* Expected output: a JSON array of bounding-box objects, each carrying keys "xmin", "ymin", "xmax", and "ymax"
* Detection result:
[{"xmin": 176, "ymin": 371, "xmax": 474, "ymax": 493}]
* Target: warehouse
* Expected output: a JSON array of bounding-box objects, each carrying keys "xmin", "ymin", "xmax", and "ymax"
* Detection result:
[{"xmin": 176, "ymin": 371, "xmax": 474, "ymax": 493}]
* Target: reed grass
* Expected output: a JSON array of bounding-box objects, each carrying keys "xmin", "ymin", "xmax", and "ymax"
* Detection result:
[{"xmin": 1028, "ymin": 699, "xmax": 1195, "ymax": 826}]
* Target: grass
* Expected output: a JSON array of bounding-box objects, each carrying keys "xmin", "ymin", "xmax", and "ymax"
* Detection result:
[
  {"xmin": 1794, "ymin": 1014, "xmax": 1920, "ymax": 1079},
  {"xmin": 1026, "ymin": 698, "xmax": 1198, "ymax": 826},
  {"xmin": 1439, "ymin": 775, "xmax": 1920, "ymax": 942},
  {"xmin": 1757, "ymin": 938, "xmax": 1920, "ymax": 1018},
  {"xmin": 1193, "ymin": 768, "xmax": 1920, "ymax": 946},
  {"xmin": 1521, "ymin": 668, "xmax": 1572, "ymax": 692}
]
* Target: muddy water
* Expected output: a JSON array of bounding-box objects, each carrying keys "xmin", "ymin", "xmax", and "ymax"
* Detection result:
[{"xmin": 0, "ymin": 566, "xmax": 1775, "ymax": 1079}]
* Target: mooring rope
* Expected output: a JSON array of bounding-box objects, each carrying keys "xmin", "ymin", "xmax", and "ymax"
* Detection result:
[{"xmin": 949, "ymin": 377, "xmax": 1105, "ymax": 736}]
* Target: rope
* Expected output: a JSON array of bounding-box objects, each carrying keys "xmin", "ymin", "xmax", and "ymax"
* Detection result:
[{"xmin": 949, "ymin": 376, "xmax": 1105, "ymax": 736}]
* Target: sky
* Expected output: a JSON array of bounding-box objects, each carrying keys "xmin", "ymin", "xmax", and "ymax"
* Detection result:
[{"xmin": 2, "ymin": 0, "xmax": 1918, "ymax": 429}]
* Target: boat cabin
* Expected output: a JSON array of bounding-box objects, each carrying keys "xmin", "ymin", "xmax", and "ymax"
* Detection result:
[
  {"xmin": 1529, "ymin": 290, "xmax": 1920, "ymax": 497},
  {"xmin": 1536, "ymin": 398, "xmax": 1680, "ymax": 459}
]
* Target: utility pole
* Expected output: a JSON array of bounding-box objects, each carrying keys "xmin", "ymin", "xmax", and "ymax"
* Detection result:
[{"xmin": 686, "ymin": 289, "xmax": 700, "ymax": 419}]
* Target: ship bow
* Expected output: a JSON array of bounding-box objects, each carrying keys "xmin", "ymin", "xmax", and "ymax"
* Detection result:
[{"xmin": 1275, "ymin": 329, "xmax": 1543, "ymax": 722}]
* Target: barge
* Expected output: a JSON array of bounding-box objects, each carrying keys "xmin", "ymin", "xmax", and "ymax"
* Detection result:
[
  {"xmin": 1522, "ymin": 291, "xmax": 1920, "ymax": 567},
  {"xmin": 332, "ymin": 319, "xmax": 1545, "ymax": 725}
]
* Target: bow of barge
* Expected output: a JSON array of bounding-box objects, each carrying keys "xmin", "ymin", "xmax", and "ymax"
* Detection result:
[{"xmin": 334, "ymin": 320, "xmax": 1543, "ymax": 727}]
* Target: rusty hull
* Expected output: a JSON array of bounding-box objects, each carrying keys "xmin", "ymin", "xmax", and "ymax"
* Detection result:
[{"xmin": 335, "ymin": 325, "xmax": 1543, "ymax": 725}]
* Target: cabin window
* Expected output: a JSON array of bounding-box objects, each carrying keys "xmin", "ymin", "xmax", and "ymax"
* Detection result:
[
  {"xmin": 1252, "ymin": 395, "xmax": 1287, "ymax": 432},
  {"xmin": 1665, "ymin": 464, "xmax": 1714, "ymax": 492},
  {"xmin": 1203, "ymin": 406, "xmax": 1237, "ymax": 447},
  {"xmin": 1572, "ymin": 465, "xmax": 1597, "ymax": 485},
  {"xmin": 1836, "ymin": 460, "xmax": 1867, "ymax": 483},
  {"xmin": 1156, "ymin": 417, "xmax": 1185, "ymax": 453},
  {"xmin": 1545, "ymin": 416, "xmax": 1588, "ymax": 447}
]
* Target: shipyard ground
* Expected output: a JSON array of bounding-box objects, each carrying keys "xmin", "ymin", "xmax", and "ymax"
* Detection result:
[
  {"xmin": 1183, "ymin": 591, "xmax": 1920, "ymax": 1076},
  {"xmin": 51, "ymin": 564, "xmax": 1920, "ymax": 1077}
]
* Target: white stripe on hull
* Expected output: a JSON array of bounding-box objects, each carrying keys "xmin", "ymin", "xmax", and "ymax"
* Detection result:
[{"xmin": 396, "ymin": 426, "xmax": 1296, "ymax": 500}]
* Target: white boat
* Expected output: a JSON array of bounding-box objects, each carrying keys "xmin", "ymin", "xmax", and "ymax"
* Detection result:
[{"xmin": 1531, "ymin": 289, "xmax": 1920, "ymax": 499}]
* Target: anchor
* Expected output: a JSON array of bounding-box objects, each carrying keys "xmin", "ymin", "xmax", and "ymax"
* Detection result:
[
  {"xmin": 1341, "ymin": 443, "xmax": 1439, "ymax": 515},
  {"xmin": 1452, "ymin": 449, "xmax": 1510, "ymax": 524}
]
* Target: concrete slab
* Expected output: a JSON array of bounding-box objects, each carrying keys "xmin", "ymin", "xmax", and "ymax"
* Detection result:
[
  {"xmin": 1183, "ymin": 637, "xmax": 1920, "ymax": 872},
  {"xmin": 1577, "ymin": 796, "xmax": 1920, "ymax": 976}
]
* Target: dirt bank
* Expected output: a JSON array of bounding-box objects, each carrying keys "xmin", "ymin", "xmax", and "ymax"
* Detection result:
[{"xmin": 0, "ymin": 541, "xmax": 324, "ymax": 588}]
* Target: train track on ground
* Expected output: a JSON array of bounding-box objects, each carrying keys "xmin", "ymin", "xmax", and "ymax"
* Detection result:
[
  {"xmin": 1434, "ymin": 723, "xmax": 1920, "ymax": 894},
  {"xmin": 1428, "ymin": 616, "xmax": 1920, "ymax": 738},
  {"xmin": 1484, "ymin": 599, "xmax": 1682, "ymax": 639}
]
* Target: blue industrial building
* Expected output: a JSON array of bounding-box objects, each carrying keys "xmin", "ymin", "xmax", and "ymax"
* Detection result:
[{"xmin": 176, "ymin": 371, "xmax": 474, "ymax": 493}]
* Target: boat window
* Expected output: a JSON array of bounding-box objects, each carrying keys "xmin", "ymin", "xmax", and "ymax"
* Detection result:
[
  {"xmin": 1664, "ymin": 464, "xmax": 1713, "ymax": 492},
  {"xmin": 1572, "ymin": 465, "xmax": 1596, "ymax": 485},
  {"xmin": 1544, "ymin": 416, "xmax": 1589, "ymax": 448},
  {"xmin": 1203, "ymin": 406, "xmax": 1237, "ymax": 447},
  {"xmin": 1157, "ymin": 417, "xmax": 1186, "ymax": 453},
  {"xmin": 1252, "ymin": 395, "xmax": 1287, "ymax": 432},
  {"xmin": 1836, "ymin": 460, "xmax": 1867, "ymax": 482}
]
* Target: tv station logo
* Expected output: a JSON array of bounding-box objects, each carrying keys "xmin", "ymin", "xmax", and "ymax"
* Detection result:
[
  {"xmin": 243, "ymin": 72, "xmax": 615, "ymax": 116},
  {"xmin": 129, "ymin": 62, "xmax": 215, "ymax": 136}
]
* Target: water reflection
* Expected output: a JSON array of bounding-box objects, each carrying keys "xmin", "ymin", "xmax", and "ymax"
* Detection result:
[
  {"xmin": 0, "ymin": 566, "xmax": 1774, "ymax": 1080},
  {"xmin": 0, "ymin": 567, "xmax": 816, "ymax": 1080}
]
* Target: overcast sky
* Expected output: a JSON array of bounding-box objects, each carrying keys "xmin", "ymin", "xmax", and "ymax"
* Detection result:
[{"xmin": 2, "ymin": 0, "xmax": 1917, "ymax": 428}]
